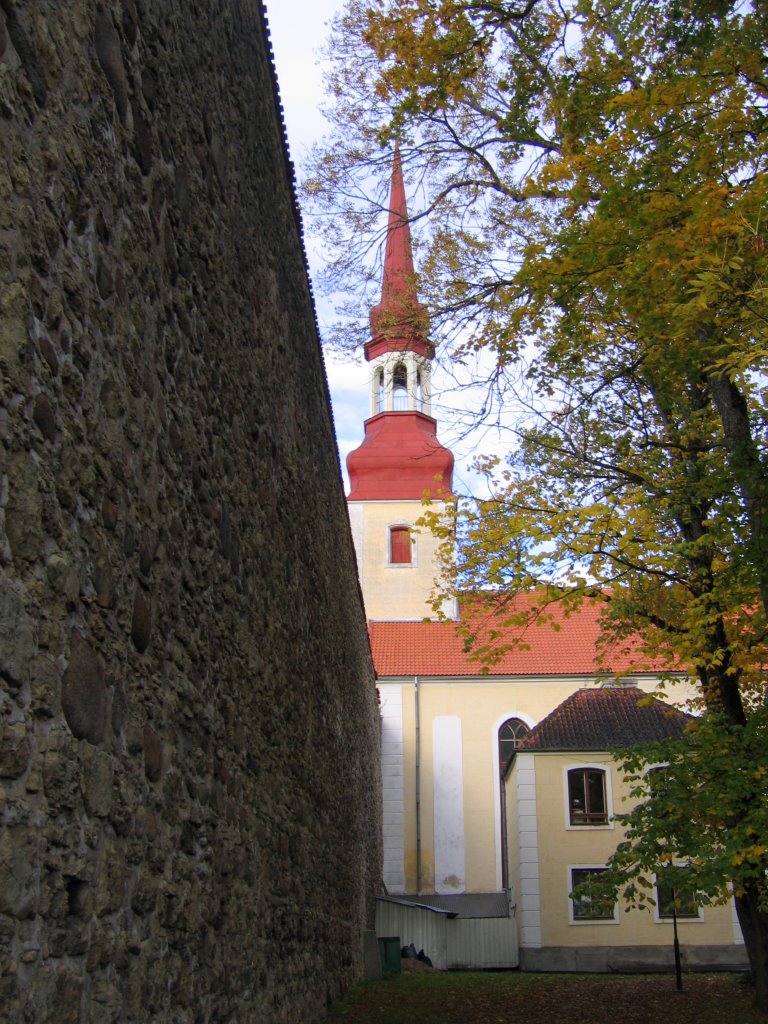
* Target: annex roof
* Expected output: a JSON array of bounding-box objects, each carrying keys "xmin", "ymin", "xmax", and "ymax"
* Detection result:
[
  {"xmin": 370, "ymin": 594, "xmax": 677, "ymax": 678},
  {"xmin": 378, "ymin": 892, "xmax": 510, "ymax": 919},
  {"xmin": 516, "ymin": 686, "xmax": 691, "ymax": 752}
]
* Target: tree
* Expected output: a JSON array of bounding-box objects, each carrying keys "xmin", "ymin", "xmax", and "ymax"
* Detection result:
[
  {"xmin": 304, "ymin": 0, "xmax": 768, "ymax": 1005},
  {"xmin": 573, "ymin": 709, "xmax": 768, "ymax": 986}
]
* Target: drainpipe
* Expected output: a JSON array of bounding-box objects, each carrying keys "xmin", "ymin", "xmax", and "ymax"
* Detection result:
[
  {"xmin": 501, "ymin": 753, "xmax": 513, "ymax": 902},
  {"xmin": 414, "ymin": 676, "xmax": 422, "ymax": 895}
]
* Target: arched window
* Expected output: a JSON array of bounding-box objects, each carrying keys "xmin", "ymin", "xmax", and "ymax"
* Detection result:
[
  {"xmin": 416, "ymin": 369, "xmax": 423, "ymax": 411},
  {"xmin": 498, "ymin": 718, "xmax": 531, "ymax": 775},
  {"xmin": 498, "ymin": 716, "xmax": 531, "ymax": 889},
  {"xmin": 392, "ymin": 363, "xmax": 408, "ymax": 411},
  {"xmin": 389, "ymin": 526, "xmax": 412, "ymax": 564},
  {"xmin": 567, "ymin": 768, "xmax": 608, "ymax": 825},
  {"xmin": 375, "ymin": 368, "xmax": 385, "ymax": 413}
]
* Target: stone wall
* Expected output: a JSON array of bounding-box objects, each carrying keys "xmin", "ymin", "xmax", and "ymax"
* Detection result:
[{"xmin": 0, "ymin": 2, "xmax": 382, "ymax": 1021}]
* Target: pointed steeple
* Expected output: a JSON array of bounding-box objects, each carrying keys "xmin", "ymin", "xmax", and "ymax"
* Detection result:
[
  {"xmin": 376, "ymin": 141, "xmax": 417, "ymax": 308},
  {"xmin": 346, "ymin": 145, "xmax": 453, "ymax": 502},
  {"xmin": 367, "ymin": 143, "xmax": 432, "ymax": 360}
]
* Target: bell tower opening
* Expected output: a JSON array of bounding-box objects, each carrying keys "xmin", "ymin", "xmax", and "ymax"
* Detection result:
[
  {"xmin": 367, "ymin": 352, "xmax": 433, "ymax": 418},
  {"xmin": 374, "ymin": 367, "xmax": 385, "ymax": 414},
  {"xmin": 392, "ymin": 363, "xmax": 408, "ymax": 411}
]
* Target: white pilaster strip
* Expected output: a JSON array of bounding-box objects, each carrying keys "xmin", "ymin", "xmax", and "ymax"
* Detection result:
[
  {"xmin": 515, "ymin": 753, "xmax": 542, "ymax": 948},
  {"xmin": 732, "ymin": 895, "xmax": 745, "ymax": 945},
  {"xmin": 379, "ymin": 684, "xmax": 405, "ymax": 893},
  {"xmin": 433, "ymin": 715, "xmax": 465, "ymax": 893}
]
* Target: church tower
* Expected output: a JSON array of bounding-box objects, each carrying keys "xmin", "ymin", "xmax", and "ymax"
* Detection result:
[{"xmin": 347, "ymin": 144, "xmax": 455, "ymax": 621}]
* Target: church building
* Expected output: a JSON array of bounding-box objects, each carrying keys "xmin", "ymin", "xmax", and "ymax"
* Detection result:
[{"xmin": 346, "ymin": 148, "xmax": 747, "ymax": 973}]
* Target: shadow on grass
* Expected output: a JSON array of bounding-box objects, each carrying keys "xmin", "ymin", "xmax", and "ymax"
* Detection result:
[{"xmin": 325, "ymin": 970, "xmax": 763, "ymax": 1024}]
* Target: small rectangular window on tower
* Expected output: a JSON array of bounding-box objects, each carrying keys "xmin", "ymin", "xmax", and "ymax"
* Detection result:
[{"xmin": 390, "ymin": 526, "xmax": 412, "ymax": 564}]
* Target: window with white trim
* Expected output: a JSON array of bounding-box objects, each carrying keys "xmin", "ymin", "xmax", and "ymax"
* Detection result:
[
  {"xmin": 498, "ymin": 718, "xmax": 531, "ymax": 775},
  {"xmin": 655, "ymin": 868, "xmax": 701, "ymax": 921},
  {"xmin": 389, "ymin": 526, "xmax": 412, "ymax": 565},
  {"xmin": 567, "ymin": 767, "xmax": 609, "ymax": 826},
  {"xmin": 569, "ymin": 867, "xmax": 618, "ymax": 923}
]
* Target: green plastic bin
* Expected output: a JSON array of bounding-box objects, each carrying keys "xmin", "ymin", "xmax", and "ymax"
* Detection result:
[{"xmin": 378, "ymin": 936, "xmax": 402, "ymax": 975}]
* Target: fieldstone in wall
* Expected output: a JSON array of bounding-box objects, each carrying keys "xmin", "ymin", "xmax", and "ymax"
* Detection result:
[
  {"xmin": 0, "ymin": 2, "xmax": 382, "ymax": 1021},
  {"xmin": 61, "ymin": 633, "xmax": 108, "ymax": 745},
  {"xmin": 0, "ymin": 575, "xmax": 36, "ymax": 687}
]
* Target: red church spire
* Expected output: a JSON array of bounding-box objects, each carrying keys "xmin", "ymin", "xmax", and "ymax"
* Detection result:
[
  {"xmin": 367, "ymin": 143, "xmax": 432, "ymax": 361},
  {"xmin": 377, "ymin": 141, "xmax": 416, "ymax": 308},
  {"xmin": 347, "ymin": 145, "xmax": 453, "ymax": 501}
]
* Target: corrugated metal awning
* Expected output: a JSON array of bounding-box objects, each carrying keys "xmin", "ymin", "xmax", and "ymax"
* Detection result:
[
  {"xmin": 378, "ymin": 892, "xmax": 510, "ymax": 919},
  {"xmin": 377, "ymin": 896, "xmax": 458, "ymax": 918}
]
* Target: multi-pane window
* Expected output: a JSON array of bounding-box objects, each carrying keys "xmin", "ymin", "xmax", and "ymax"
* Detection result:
[
  {"xmin": 498, "ymin": 718, "xmax": 531, "ymax": 775},
  {"xmin": 389, "ymin": 526, "xmax": 412, "ymax": 564},
  {"xmin": 646, "ymin": 764, "xmax": 672, "ymax": 809},
  {"xmin": 568, "ymin": 768, "xmax": 608, "ymax": 825},
  {"xmin": 570, "ymin": 867, "xmax": 616, "ymax": 921},
  {"xmin": 656, "ymin": 869, "xmax": 700, "ymax": 920}
]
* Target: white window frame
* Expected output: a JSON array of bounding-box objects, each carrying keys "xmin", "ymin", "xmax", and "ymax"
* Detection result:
[
  {"xmin": 568, "ymin": 864, "xmax": 620, "ymax": 925},
  {"xmin": 653, "ymin": 869, "xmax": 704, "ymax": 924},
  {"xmin": 563, "ymin": 763, "xmax": 614, "ymax": 830}
]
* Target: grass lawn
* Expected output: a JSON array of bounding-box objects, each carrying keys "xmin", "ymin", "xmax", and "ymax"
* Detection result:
[{"xmin": 325, "ymin": 968, "xmax": 764, "ymax": 1023}]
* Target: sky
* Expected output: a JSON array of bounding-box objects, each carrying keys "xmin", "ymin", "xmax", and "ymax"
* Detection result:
[{"xmin": 264, "ymin": 1, "xmax": 504, "ymax": 496}]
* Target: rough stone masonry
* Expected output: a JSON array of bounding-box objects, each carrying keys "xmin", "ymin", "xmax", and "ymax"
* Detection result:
[{"xmin": 0, "ymin": 1, "xmax": 382, "ymax": 1021}]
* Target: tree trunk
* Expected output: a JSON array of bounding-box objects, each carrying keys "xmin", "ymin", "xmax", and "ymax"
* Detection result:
[
  {"xmin": 734, "ymin": 881, "xmax": 768, "ymax": 1013},
  {"xmin": 701, "ymin": 663, "xmax": 768, "ymax": 1006},
  {"xmin": 709, "ymin": 370, "xmax": 768, "ymax": 621},
  {"xmin": 701, "ymin": 619, "xmax": 747, "ymax": 727}
]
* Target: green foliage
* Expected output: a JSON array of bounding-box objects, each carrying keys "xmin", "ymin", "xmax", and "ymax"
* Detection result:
[
  {"xmin": 573, "ymin": 710, "xmax": 768, "ymax": 914},
  {"xmin": 309, "ymin": 0, "xmax": 768, "ymax": 708},
  {"xmin": 309, "ymin": 0, "xmax": 768, "ymax": 999},
  {"xmin": 311, "ymin": 2, "xmax": 768, "ymax": 668},
  {"xmin": 307, "ymin": 0, "xmax": 768, "ymax": 363}
]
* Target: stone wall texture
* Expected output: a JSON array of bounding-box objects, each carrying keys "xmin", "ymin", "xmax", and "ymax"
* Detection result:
[{"xmin": 0, "ymin": 2, "xmax": 382, "ymax": 1021}]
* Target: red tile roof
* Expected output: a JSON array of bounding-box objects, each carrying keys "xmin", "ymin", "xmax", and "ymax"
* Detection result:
[
  {"xmin": 369, "ymin": 594, "xmax": 676, "ymax": 678},
  {"xmin": 517, "ymin": 687, "xmax": 691, "ymax": 751}
]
